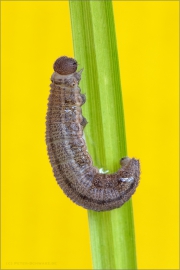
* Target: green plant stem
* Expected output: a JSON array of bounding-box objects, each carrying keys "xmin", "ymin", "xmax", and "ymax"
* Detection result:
[{"xmin": 69, "ymin": 1, "xmax": 137, "ymax": 269}]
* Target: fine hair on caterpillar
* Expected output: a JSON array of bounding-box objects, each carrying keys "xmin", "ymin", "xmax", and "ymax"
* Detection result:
[{"xmin": 46, "ymin": 56, "xmax": 140, "ymax": 211}]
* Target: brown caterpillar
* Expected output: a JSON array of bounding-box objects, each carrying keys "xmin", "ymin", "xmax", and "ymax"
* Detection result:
[{"xmin": 46, "ymin": 56, "xmax": 140, "ymax": 211}]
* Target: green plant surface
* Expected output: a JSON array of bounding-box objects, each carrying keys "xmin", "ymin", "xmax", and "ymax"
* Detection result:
[{"xmin": 69, "ymin": 1, "xmax": 137, "ymax": 269}]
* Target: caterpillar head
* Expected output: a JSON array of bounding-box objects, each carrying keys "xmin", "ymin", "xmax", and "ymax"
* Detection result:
[{"xmin": 53, "ymin": 56, "xmax": 77, "ymax": 75}]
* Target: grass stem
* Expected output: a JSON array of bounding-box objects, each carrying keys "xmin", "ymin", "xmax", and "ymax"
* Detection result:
[{"xmin": 69, "ymin": 1, "xmax": 137, "ymax": 269}]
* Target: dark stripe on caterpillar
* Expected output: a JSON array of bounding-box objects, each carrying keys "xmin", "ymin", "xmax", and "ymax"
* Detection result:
[{"xmin": 46, "ymin": 56, "xmax": 140, "ymax": 211}]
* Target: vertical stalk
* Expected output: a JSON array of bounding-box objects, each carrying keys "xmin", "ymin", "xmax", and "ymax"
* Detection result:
[{"xmin": 69, "ymin": 1, "xmax": 137, "ymax": 269}]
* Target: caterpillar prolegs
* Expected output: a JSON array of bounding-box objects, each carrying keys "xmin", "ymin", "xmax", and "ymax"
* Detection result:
[{"xmin": 46, "ymin": 56, "xmax": 140, "ymax": 211}]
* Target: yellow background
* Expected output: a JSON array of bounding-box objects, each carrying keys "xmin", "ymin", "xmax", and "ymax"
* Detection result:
[{"xmin": 1, "ymin": 1, "xmax": 179, "ymax": 269}]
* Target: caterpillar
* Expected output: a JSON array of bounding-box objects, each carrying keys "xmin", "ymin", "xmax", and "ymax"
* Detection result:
[{"xmin": 46, "ymin": 56, "xmax": 140, "ymax": 211}]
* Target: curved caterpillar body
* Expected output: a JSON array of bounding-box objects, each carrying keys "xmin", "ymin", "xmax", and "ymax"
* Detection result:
[{"xmin": 46, "ymin": 56, "xmax": 140, "ymax": 211}]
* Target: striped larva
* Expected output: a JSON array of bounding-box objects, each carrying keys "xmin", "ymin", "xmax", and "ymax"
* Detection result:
[{"xmin": 46, "ymin": 56, "xmax": 140, "ymax": 211}]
